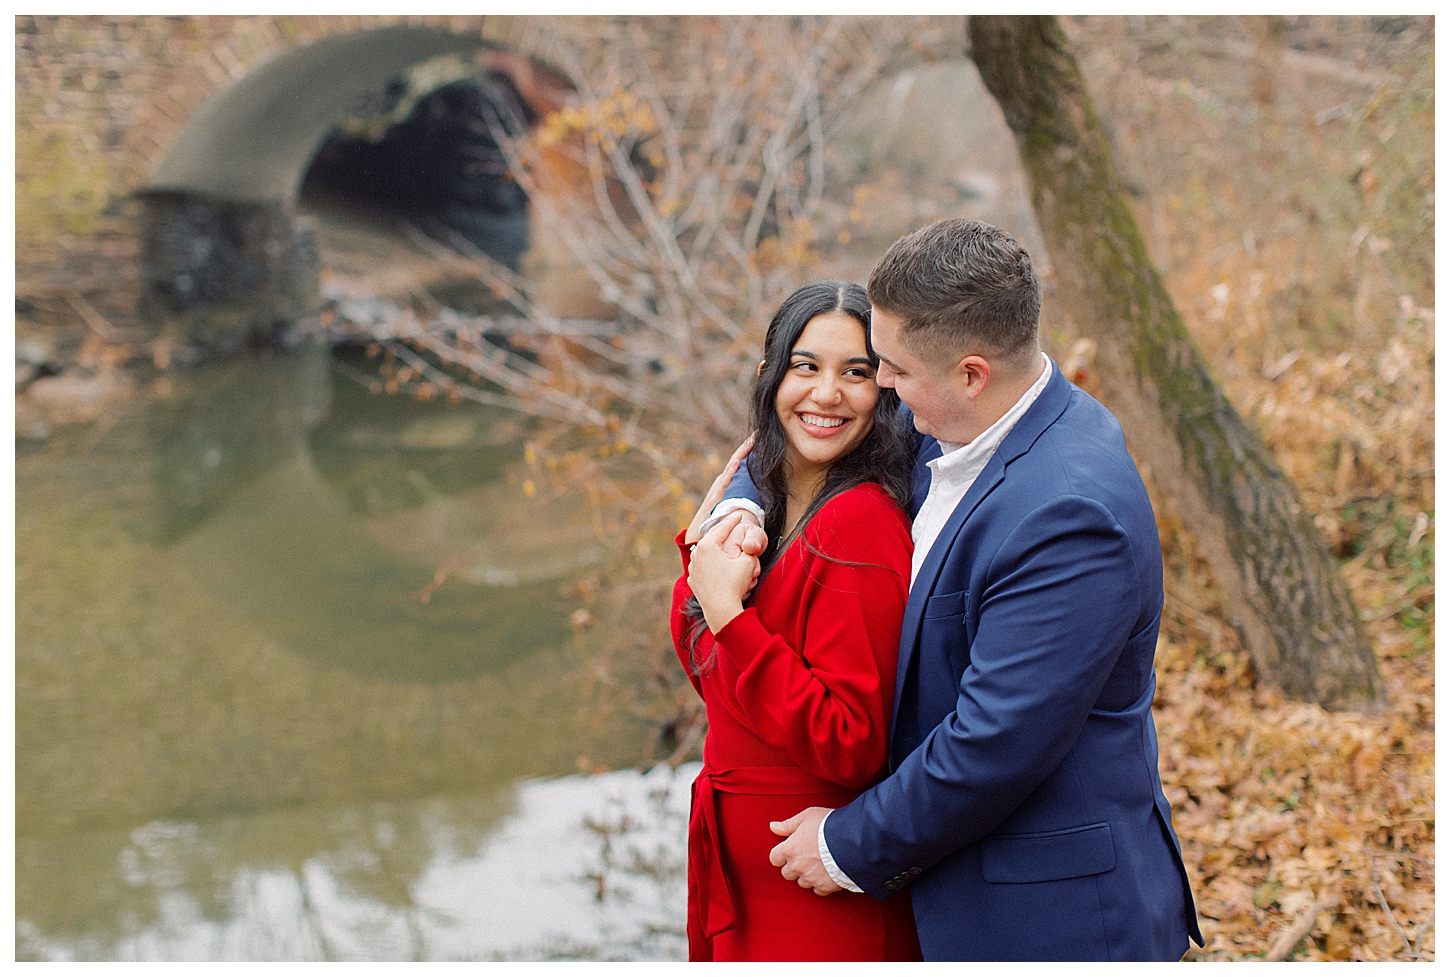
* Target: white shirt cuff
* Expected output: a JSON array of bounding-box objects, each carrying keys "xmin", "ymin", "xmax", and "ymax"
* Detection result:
[
  {"xmin": 698, "ymin": 498, "xmax": 765, "ymax": 537},
  {"xmin": 817, "ymin": 810, "xmax": 863, "ymax": 893}
]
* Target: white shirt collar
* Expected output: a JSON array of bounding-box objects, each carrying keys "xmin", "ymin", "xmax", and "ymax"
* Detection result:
[{"xmin": 929, "ymin": 352, "xmax": 1053, "ymax": 481}]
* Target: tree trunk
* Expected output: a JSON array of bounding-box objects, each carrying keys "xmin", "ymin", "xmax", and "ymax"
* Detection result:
[{"xmin": 968, "ymin": 15, "xmax": 1382, "ymax": 711}]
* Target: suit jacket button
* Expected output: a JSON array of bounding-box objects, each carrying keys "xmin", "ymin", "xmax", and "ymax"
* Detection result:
[
  {"xmin": 884, "ymin": 880, "xmax": 897, "ymax": 890},
  {"xmin": 909, "ymin": 866, "xmax": 922, "ymax": 875}
]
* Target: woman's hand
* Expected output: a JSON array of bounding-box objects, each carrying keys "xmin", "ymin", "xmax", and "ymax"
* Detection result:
[
  {"xmin": 684, "ymin": 436, "xmax": 755, "ymax": 545},
  {"xmin": 688, "ymin": 511, "xmax": 763, "ymax": 633}
]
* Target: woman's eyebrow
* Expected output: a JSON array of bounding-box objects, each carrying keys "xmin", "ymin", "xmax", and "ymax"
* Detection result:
[{"xmin": 789, "ymin": 350, "xmax": 873, "ymax": 366}]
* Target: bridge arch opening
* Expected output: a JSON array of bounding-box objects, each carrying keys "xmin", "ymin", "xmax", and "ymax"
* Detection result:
[
  {"xmin": 297, "ymin": 49, "xmax": 572, "ymax": 274},
  {"xmin": 136, "ymin": 25, "xmax": 569, "ymax": 352}
]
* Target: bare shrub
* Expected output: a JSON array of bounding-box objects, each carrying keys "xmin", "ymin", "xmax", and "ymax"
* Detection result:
[{"xmin": 351, "ymin": 16, "xmax": 928, "ymax": 762}]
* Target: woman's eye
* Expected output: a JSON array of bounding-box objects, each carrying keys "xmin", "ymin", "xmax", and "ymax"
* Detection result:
[
  {"xmin": 845, "ymin": 367, "xmax": 874, "ymax": 379},
  {"xmin": 790, "ymin": 361, "xmax": 816, "ymax": 372}
]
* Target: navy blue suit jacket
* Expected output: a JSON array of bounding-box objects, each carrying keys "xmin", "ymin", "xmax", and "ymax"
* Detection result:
[{"xmin": 725, "ymin": 363, "xmax": 1201, "ymax": 960}]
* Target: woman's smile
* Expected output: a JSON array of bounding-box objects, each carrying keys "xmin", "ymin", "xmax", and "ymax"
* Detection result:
[{"xmin": 796, "ymin": 411, "xmax": 849, "ymax": 434}]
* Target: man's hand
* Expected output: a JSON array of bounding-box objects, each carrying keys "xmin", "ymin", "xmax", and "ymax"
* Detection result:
[
  {"xmin": 718, "ymin": 515, "xmax": 767, "ymax": 600},
  {"xmin": 768, "ymin": 807, "xmax": 842, "ymax": 896},
  {"xmin": 720, "ymin": 514, "xmax": 768, "ymax": 561}
]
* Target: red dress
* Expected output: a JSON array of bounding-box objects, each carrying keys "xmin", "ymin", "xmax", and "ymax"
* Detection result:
[{"xmin": 670, "ymin": 482, "xmax": 922, "ymax": 961}]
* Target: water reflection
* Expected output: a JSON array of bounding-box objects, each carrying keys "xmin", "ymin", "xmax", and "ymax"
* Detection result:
[
  {"xmin": 144, "ymin": 344, "xmax": 582, "ymax": 680},
  {"xmin": 15, "ymin": 344, "xmax": 651, "ymax": 957},
  {"xmin": 16, "ymin": 764, "xmax": 695, "ymax": 961},
  {"xmin": 149, "ymin": 343, "xmax": 332, "ymax": 546}
]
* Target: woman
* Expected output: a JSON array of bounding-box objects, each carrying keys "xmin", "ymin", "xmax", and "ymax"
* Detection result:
[{"xmin": 670, "ymin": 281, "xmax": 921, "ymax": 961}]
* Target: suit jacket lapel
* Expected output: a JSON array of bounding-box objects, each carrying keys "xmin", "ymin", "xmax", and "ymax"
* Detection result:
[
  {"xmin": 892, "ymin": 452, "xmax": 1004, "ymax": 714},
  {"xmin": 892, "ymin": 364, "xmax": 1075, "ymax": 714},
  {"xmin": 909, "ymin": 437, "xmax": 943, "ymax": 516}
]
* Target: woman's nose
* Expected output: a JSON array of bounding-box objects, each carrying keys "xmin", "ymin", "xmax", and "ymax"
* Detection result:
[{"xmin": 810, "ymin": 375, "xmax": 842, "ymax": 404}]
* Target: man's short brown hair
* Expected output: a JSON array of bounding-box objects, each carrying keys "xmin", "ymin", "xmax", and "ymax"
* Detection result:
[{"xmin": 867, "ymin": 219, "xmax": 1041, "ymax": 372}]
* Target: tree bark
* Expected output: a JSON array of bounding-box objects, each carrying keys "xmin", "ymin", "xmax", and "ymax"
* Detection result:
[{"xmin": 968, "ymin": 16, "xmax": 1382, "ymax": 710}]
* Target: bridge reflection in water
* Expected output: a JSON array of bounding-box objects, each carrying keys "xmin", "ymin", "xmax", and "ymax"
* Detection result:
[{"xmin": 14, "ymin": 340, "xmax": 678, "ymax": 960}]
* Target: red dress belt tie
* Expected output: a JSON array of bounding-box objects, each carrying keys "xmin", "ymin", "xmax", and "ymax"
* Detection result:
[{"xmin": 687, "ymin": 763, "xmax": 855, "ymax": 959}]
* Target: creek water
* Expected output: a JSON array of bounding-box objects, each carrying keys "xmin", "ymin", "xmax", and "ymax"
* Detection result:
[{"xmin": 14, "ymin": 342, "xmax": 690, "ymax": 961}]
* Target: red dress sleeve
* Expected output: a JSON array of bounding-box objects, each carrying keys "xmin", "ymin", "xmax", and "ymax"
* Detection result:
[
  {"xmin": 670, "ymin": 529, "xmax": 705, "ymax": 698},
  {"xmin": 709, "ymin": 485, "xmax": 912, "ymax": 790}
]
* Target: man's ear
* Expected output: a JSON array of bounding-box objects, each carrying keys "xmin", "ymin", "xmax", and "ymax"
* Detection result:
[{"xmin": 956, "ymin": 354, "xmax": 992, "ymax": 400}]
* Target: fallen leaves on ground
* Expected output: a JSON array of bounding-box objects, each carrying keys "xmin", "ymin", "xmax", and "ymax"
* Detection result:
[{"xmin": 1067, "ymin": 16, "xmax": 1436, "ymax": 961}]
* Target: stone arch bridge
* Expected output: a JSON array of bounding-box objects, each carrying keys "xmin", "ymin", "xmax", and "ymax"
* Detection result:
[
  {"xmin": 15, "ymin": 15, "xmax": 972, "ymax": 354},
  {"xmin": 17, "ymin": 15, "xmax": 615, "ymax": 352}
]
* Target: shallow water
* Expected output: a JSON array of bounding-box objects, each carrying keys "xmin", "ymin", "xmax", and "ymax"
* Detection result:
[
  {"xmin": 14, "ymin": 344, "xmax": 673, "ymax": 960},
  {"xmin": 16, "ymin": 763, "xmax": 696, "ymax": 961}
]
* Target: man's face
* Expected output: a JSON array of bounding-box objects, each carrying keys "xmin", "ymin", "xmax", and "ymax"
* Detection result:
[{"xmin": 869, "ymin": 308, "xmax": 979, "ymax": 445}]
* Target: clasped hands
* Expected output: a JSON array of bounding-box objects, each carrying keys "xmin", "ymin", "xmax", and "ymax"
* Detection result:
[
  {"xmin": 687, "ymin": 512, "xmax": 766, "ymax": 632},
  {"xmin": 684, "ymin": 438, "xmax": 768, "ymax": 633}
]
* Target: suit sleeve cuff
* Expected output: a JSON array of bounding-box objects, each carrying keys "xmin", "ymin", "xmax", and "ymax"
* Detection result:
[
  {"xmin": 699, "ymin": 498, "xmax": 765, "ymax": 537},
  {"xmin": 818, "ymin": 810, "xmax": 864, "ymax": 893}
]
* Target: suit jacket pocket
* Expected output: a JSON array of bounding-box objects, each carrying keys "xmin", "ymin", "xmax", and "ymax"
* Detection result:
[
  {"xmin": 924, "ymin": 589, "xmax": 967, "ymax": 620},
  {"xmin": 981, "ymin": 822, "xmax": 1116, "ymax": 884}
]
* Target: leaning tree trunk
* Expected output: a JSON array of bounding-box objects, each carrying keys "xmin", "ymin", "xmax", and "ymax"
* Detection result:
[{"xmin": 968, "ymin": 15, "xmax": 1382, "ymax": 711}]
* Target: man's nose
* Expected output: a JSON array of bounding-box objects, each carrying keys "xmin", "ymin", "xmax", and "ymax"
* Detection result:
[{"xmin": 876, "ymin": 364, "xmax": 897, "ymax": 388}]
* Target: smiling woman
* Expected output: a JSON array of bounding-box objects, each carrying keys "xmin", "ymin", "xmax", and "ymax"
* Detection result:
[
  {"xmin": 740, "ymin": 281, "xmax": 916, "ymax": 560},
  {"xmin": 667, "ymin": 281, "xmax": 921, "ymax": 961},
  {"xmin": 774, "ymin": 311, "xmax": 882, "ymax": 530}
]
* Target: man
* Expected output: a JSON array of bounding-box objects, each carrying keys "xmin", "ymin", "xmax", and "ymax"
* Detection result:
[{"xmin": 702, "ymin": 219, "xmax": 1202, "ymax": 960}]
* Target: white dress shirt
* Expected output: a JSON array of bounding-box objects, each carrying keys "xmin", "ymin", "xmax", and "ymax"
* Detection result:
[{"xmin": 819, "ymin": 353, "xmax": 1053, "ymax": 892}]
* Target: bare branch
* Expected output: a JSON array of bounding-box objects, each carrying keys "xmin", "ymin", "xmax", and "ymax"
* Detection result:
[{"xmin": 345, "ymin": 17, "xmax": 922, "ymax": 504}]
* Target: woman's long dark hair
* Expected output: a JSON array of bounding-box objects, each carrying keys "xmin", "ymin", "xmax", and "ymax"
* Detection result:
[{"xmin": 682, "ymin": 280, "xmax": 916, "ymax": 670}]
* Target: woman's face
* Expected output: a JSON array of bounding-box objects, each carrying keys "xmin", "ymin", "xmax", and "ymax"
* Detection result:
[{"xmin": 773, "ymin": 311, "xmax": 880, "ymax": 485}]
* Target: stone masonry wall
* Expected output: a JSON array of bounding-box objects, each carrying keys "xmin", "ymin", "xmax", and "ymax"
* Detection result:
[
  {"xmin": 15, "ymin": 15, "xmax": 966, "ymax": 296},
  {"xmin": 13, "ymin": 15, "xmax": 554, "ymax": 290}
]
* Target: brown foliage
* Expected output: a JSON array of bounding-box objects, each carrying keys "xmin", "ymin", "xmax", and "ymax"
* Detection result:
[{"xmin": 1065, "ymin": 16, "xmax": 1433, "ymax": 960}]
